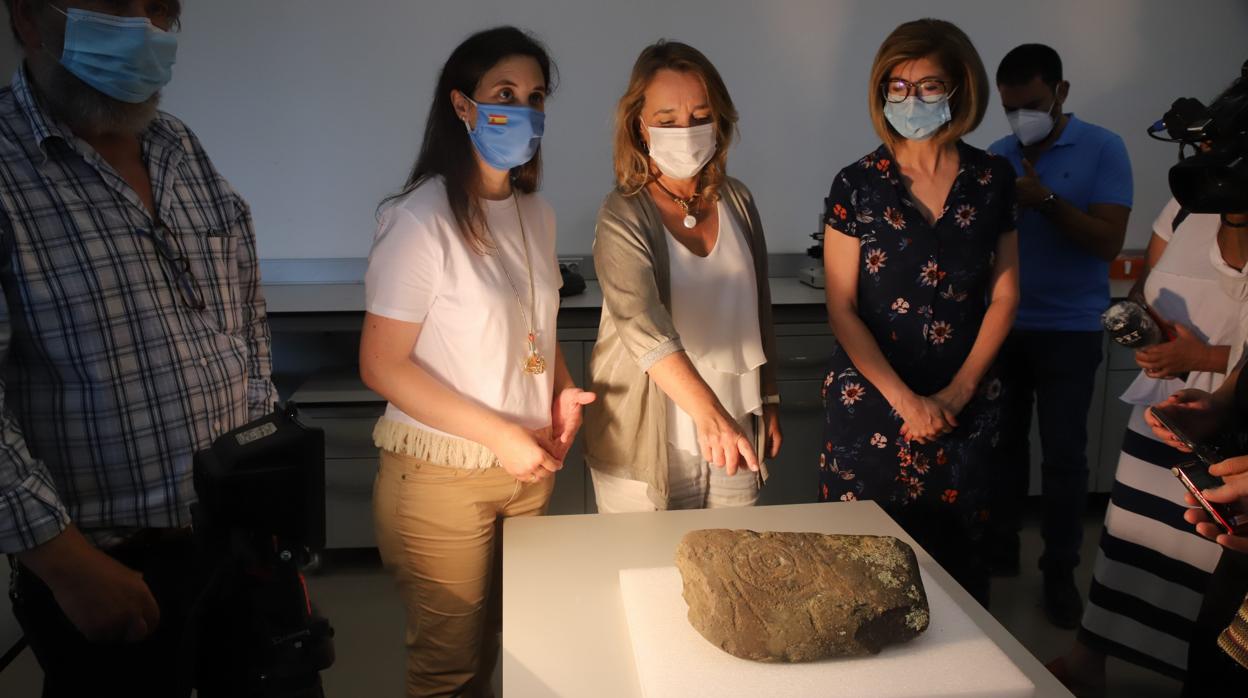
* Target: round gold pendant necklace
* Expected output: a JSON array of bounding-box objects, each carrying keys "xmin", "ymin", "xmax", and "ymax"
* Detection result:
[
  {"xmin": 485, "ymin": 191, "xmax": 546, "ymax": 375},
  {"xmin": 653, "ymin": 177, "xmax": 701, "ymax": 229}
]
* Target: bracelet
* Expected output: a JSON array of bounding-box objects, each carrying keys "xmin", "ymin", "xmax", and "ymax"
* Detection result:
[{"xmin": 761, "ymin": 394, "xmax": 781, "ymax": 406}]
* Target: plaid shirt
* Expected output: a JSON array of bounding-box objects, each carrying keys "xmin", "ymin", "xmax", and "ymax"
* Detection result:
[{"xmin": 0, "ymin": 67, "xmax": 276, "ymax": 553}]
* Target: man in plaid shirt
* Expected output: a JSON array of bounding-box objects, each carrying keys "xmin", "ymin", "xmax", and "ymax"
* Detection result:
[{"xmin": 0, "ymin": 1, "xmax": 275, "ymax": 694}]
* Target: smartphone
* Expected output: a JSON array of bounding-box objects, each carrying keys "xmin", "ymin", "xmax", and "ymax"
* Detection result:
[
  {"xmin": 1148, "ymin": 405, "xmax": 1221, "ymax": 465},
  {"xmin": 1172, "ymin": 461, "xmax": 1248, "ymax": 535}
]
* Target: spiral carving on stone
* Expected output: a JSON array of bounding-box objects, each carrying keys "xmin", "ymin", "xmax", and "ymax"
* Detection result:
[{"xmin": 730, "ymin": 537, "xmax": 816, "ymax": 595}]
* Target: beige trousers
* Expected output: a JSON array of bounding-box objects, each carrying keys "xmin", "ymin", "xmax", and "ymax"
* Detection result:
[{"xmin": 373, "ymin": 450, "xmax": 553, "ymax": 698}]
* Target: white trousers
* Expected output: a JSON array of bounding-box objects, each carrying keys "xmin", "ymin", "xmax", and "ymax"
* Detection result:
[{"xmin": 591, "ymin": 442, "xmax": 760, "ymax": 513}]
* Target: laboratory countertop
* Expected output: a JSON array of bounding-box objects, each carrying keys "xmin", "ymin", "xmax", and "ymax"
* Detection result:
[
  {"xmin": 262, "ymin": 277, "xmax": 833, "ymax": 314},
  {"xmin": 262, "ymin": 269, "xmax": 1135, "ymax": 315}
]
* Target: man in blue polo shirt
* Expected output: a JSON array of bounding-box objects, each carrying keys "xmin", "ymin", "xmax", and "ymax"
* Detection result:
[{"xmin": 987, "ymin": 44, "xmax": 1133, "ymax": 628}]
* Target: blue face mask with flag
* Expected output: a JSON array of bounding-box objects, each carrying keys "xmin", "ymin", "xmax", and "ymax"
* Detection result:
[
  {"xmin": 883, "ymin": 95, "xmax": 952, "ymax": 141},
  {"xmin": 463, "ymin": 97, "xmax": 545, "ymax": 171},
  {"xmin": 52, "ymin": 6, "xmax": 177, "ymax": 104}
]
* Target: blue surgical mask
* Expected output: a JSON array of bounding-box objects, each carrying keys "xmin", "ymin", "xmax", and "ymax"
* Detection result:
[
  {"xmin": 464, "ymin": 96, "xmax": 545, "ymax": 171},
  {"xmin": 884, "ymin": 96, "xmax": 952, "ymax": 141},
  {"xmin": 52, "ymin": 6, "xmax": 177, "ymax": 104}
]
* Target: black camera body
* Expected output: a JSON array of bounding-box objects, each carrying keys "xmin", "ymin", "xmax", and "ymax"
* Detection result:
[
  {"xmin": 191, "ymin": 404, "xmax": 335, "ymax": 698},
  {"xmin": 1151, "ymin": 60, "xmax": 1248, "ymax": 214},
  {"xmin": 194, "ymin": 404, "xmax": 326, "ymax": 549}
]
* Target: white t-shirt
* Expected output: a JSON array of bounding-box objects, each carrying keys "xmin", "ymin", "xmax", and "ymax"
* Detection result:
[
  {"xmin": 1120, "ymin": 198, "xmax": 1248, "ymax": 405},
  {"xmin": 664, "ymin": 200, "xmax": 765, "ymax": 456},
  {"xmin": 365, "ymin": 177, "xmax": 559, "ymax": 437}
]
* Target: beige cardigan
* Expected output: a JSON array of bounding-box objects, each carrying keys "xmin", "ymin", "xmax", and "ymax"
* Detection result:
[{"xmin": 583, "ymin": 177, "xmax": 780, "ymax": 507}]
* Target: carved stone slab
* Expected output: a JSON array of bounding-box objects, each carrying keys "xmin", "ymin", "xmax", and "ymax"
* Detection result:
[{"xmin": 675, "ymin": 529, "xmax": 930, "ymax": 662}]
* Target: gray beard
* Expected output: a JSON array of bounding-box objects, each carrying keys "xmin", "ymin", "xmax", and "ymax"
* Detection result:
[{"xmin": 27, "ymin": 57, "xmax": 161, "ymax": 138}]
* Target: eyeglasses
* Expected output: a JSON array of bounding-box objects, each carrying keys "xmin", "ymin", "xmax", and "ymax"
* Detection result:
[
  {"xmin": 140, "ymin": 221, "xmax": 206, "ymax": 311},
  {"xmin": 881, "ymin": 78, "xmax": 954, "ymax": 104}
]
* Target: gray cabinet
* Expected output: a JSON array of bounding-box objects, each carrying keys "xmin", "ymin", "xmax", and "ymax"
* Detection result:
[
  {"xmin": 295, "ymin": 401, "xmax": 385, "ymax": 549},
  {"xmin": 1097, "ymin": 345, "xmax": 1143, "ymax": 492},
  {"xmin": 757, "ymin": 379, "xmax": 823, "ymax": 506},
  {"xmin": 324, "ymin": 458, "xmax": 380, "ymax": 549},
  {"xmin": 756, "ymin": 326, "xmax": 836, "ymax": 506}
]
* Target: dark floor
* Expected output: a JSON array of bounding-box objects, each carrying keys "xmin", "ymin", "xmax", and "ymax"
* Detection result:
[{"xmin": 0, "ymin": 498, "xmax": 1185, "ymax": 697}]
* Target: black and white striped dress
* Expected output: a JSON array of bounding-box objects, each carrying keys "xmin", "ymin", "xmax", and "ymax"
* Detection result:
[{"xmin": 1079, "ymin": 199, "xmax": 1248, "ymax": 678}]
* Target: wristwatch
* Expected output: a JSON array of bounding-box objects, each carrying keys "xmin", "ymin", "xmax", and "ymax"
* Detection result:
[
  {"xmin": 1038, "ymin": 191, "xmax": 1059, "ymax": 214},
  {"xmin": 762, "ymin": 394, "xmax": 781, "ymax": 406}
]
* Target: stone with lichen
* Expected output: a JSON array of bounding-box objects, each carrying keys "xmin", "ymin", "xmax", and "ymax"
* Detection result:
[{"xmin": 675, "ymin": 529, "xmax": 930, "ymax": 662}]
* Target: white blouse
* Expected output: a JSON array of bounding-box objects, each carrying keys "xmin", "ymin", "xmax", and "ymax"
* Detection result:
[
  {"xmin": 1120, "ymin": 198, "xmax": 1248, "ymax": 406},
  {"xmin": 664, "ymin": 200, "xmax": 766, "ymax": 456}
]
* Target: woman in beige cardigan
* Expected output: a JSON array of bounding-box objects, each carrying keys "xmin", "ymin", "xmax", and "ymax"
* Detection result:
[{"xmin": 583, "ymin": 40, "xmax": 782, "ymax": 512}]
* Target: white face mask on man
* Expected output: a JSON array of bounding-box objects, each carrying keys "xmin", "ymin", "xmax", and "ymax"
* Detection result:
[
  {"xmin": 1007, "ymin": 99, "xmax": 1058, "ymax": 146},
  {"xmin": 644, "ymin": 121, "xmax": 717, "ymax": 180}
]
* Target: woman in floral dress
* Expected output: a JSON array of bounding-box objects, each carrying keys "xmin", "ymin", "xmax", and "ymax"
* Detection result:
[{"xmin": 819, "ymin": 19, "xmax": 1019, "ymax": 603}]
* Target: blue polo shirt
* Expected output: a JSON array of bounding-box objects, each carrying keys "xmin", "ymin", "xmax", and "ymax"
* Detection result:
[{"xmin": 988, "ymin": 114, "xmax": 1133, "ymax": 331}]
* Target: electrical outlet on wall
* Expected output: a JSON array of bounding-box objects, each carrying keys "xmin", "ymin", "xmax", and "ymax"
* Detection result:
[{"xmin": 558, "ymin": 257, "xmax": 583, "ymax": 274}]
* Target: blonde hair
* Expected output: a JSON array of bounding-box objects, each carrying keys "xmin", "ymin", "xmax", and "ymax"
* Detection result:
[
  {"xmin": 611, "ymin": 40, "xmax": 737, "ymax": 201},
  {"xmin": 868, "ymin": 19, "xmax": 989, "ymax": 151}
]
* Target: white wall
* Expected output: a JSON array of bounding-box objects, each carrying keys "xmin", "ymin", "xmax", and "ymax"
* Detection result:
[{"xmin": 3, "ymin": 0, "xmax": 1247, "ymax": 259}]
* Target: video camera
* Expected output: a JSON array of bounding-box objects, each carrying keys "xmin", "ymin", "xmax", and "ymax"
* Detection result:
[
  {"xmin": 189, "ymin": 403, "xmax": 335, "ymax": 698},
  {"xmin": 1148, "ymin": 60, "xmax": 1248, "ymax": 214}
]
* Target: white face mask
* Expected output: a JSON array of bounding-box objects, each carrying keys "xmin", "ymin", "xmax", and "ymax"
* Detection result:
[
  {"xmin": 644, "ymin": 121, "xmax": 716, "ymax": 180},
  {"xmin": 1006, "ymin": 100, "xmax": 1057, "ymax": 146}
]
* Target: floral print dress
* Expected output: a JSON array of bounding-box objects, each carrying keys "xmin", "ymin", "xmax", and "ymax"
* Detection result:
[{"xmin": 819, "ymin": 142, "xmax": 1016, "ymax": 537}]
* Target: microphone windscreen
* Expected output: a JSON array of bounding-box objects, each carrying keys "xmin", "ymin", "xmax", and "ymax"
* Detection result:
[{"xmin": 1102, "ymin": 300, "xmax": 1163, "ymax": 348}]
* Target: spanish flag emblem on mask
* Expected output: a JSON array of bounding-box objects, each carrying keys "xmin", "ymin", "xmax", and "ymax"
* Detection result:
[{"xmin": 487, "ymin": 113, "xmax": 509, "ymax": 126}]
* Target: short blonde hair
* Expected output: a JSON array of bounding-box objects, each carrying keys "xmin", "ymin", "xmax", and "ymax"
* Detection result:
[
  {"xmin": 612, "ymin": 40, "xmax": 738, "ymax": 202},
  {"xmin": 868, "ymin": 19, "xmax": 989, "ymax": 151}
]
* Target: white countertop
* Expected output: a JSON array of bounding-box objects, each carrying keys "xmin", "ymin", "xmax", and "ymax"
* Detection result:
[
  {"xmin": 260, "ymin": 259, "xmax": 1133, "ymax": 315},
  {"xmin": 263, "ymin": 277, "xmax": 829, "ymax": 314},
  {"xmin": 501, "ymin": 501, "xmax": 1071, "ymax": 697}
]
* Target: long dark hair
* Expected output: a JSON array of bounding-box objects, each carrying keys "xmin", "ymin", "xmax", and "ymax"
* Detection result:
[{"xmin": 382, "ymin": 26, "xmax": 557, "ymax": 253}]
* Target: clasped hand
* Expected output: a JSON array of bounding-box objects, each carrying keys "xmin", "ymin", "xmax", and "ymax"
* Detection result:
[{"xmin": 898, "ymin": 381, "xmax": 972, "ymax": 444}]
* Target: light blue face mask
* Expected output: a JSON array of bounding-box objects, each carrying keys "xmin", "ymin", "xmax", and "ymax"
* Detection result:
[
  {"xmin": 52, "ymin": 6, "xmax": 178, "ymax": 104},
  {"xmin": 463, "ymin": 96, "xmax": 545, "ymax": 171},
  {"xmin": 884, "ymin": 95, "xmax": 952, "ymax": 141}
]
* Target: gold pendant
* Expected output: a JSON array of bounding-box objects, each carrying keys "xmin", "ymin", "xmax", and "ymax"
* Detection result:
[
  {"xmin": 523, "ymin": 333, "xmax": 546, "ymax": 375},
  {"xmin": 523, "ymin": 352, "xmax": 547, "ymax": 375}
]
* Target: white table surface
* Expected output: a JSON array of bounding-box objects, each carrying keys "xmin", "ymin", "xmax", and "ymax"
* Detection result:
[
  {"xmin": 501, "ymin": 501, "xmax": 1073, "ymax": 698},
  {"xmin": 261, "ymin": 278, "xmax": 827, "ymax": 314},
  {"xmin": 262, "ymin": 276, "xmax": 1134, "ymax": 314}
]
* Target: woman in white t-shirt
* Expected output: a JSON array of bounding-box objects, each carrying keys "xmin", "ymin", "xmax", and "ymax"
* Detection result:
[
  {"xmin": 358, "ymin": 27, "xmax": 593, "ymax": 698},
  {"xmin": 1048, "ymin": 198, "xmax": 1248, "ymax": 691}
]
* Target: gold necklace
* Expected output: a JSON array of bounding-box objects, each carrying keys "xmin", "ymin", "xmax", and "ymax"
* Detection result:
[
  {"xmin": 485, "ymin": 192, "xmax": 546, "ymax": 375},
  {"xmin": 652, "ymin": 177, "xmax": 701, "ymax": 229}
]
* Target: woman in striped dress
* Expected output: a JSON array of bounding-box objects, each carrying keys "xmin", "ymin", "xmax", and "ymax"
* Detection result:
[{"xmin": 1048, "ymin": 197, "xmax": 1248, "ymax": 693}]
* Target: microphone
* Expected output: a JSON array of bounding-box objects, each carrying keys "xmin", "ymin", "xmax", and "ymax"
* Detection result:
[{"xmin": 1102, "ymin": 300, "xmax": 1164, "ymax": 348}]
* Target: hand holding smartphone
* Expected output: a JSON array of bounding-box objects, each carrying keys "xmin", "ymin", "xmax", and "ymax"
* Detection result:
[
  {"xmin": 1172, "ymin": 461, "xmax": 1248, "ymax": 535},
  {"xmin": 1150, "ymin": 405, "xmax": 1248, "ymax": 535}
]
